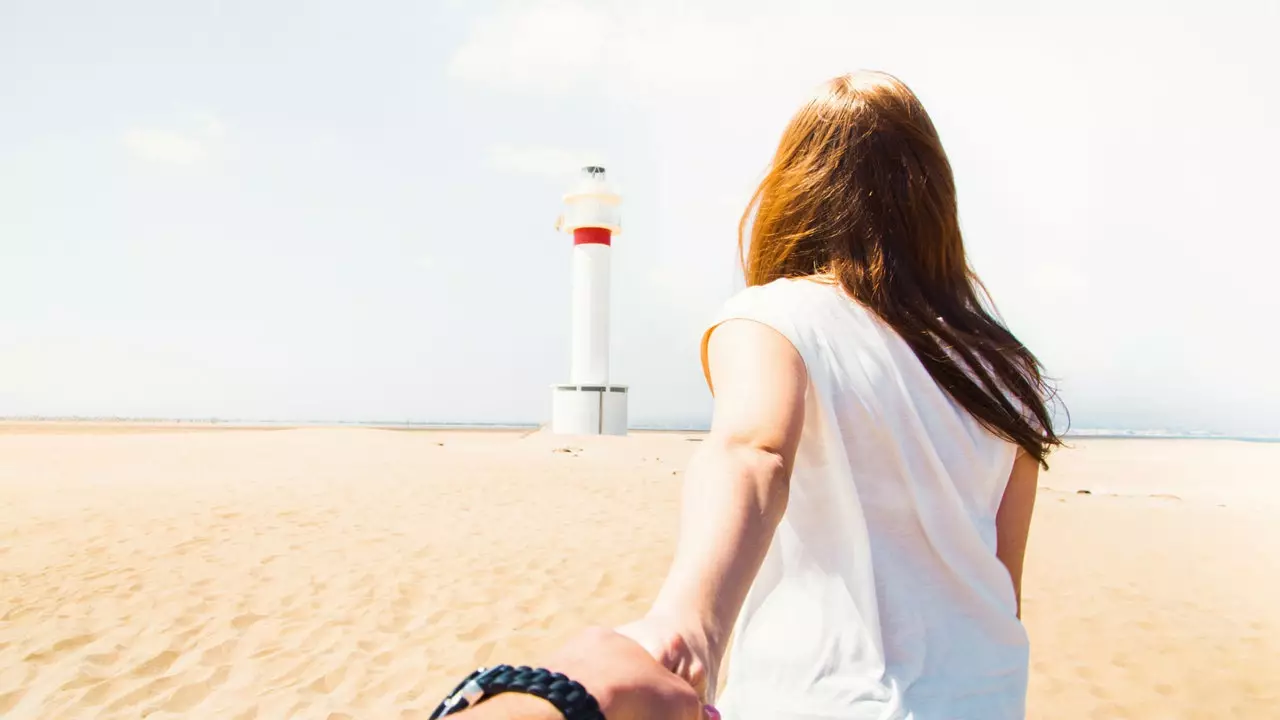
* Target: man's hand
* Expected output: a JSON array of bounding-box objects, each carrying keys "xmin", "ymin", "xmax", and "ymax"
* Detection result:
[
  {"xmin": 454, "ymin": 627, "xmax": 709, "ymax": 720},
  {"xmin": 616, "ymin": 614, "xmax": 716, "ymax": 701},
  {"xmin": 544, "ymin": 627, "xmax": 708, "ymax": 720}
]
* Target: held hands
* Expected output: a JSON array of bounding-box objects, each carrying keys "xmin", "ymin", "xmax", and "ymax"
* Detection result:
[
  {"xmin": 615, "ymin": 614, "xmax": 719, "ymax": 707},
  {"xmin": 541, "ymin": 627, "xmax": 711, "ymax": 720}
]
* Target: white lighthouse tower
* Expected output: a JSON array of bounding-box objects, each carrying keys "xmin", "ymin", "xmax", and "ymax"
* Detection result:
[{"xmin": 551, "ymin": 166, "xmax": 628, "ymax": 435}]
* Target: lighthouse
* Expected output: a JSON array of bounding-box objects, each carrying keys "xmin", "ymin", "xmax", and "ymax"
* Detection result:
[{"xmin": 551, "ymin": 166, "xmax": 628, "ymax": 436}]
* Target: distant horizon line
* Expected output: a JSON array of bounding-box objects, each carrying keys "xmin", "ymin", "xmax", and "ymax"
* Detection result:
[{"xmin": 1, "ymin": 416, "xmax": 1276, "ymax": 442}]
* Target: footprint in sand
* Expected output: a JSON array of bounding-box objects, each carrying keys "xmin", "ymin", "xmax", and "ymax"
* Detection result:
[
  {"xmin": 0, "ymin": 688, "xmax": 26, "ymax": 715},
  {"xmin": 298, "ymin": 625, "xmax": 343, "ymax": 654},
  {"xmin": 379, "ymin": 613, "xmax": 411, "ymax": 634},
  {"xmin": 472, "ymin": 640, "xmax": 497, "ymax": 665},
  {"xmin": 395, "ymin": 680, "xmax": 431, "ymax": 705},
  {"xmin": 173, "ymin": 538, "xmax": 207, "ymax": 555},
  {"xmin": 263, "ymin": 657, "xmax": 318, "ymax": 689},
  {"xmin": 209, "ymin": 665, "xmax": 231, "ymax": 686},
  {"xmin": 60, "ymin": 669, "xmax": 107, "ymax": 692},
  {"xmin": 1088, "ymin": 701, "xmax": 1127, "ymax": 719},
  {"xmin": 105, "ymin": 675, "xmax": 178, "ymax": 713},
  {"xmin": 397, "ymin": 582, "xmax": 426, "ymax": 603},
  {"xmin": 200, "ymin": 639, "xmax": 238, "ymax": 665},
  {"xmin": 352, "ymin": 674, "xmax": 399, "ymax": 708},
  {"xmin": 81, "ymin": 679, "xmax": 120, "ymax": 706},
  {"xmin": 307, "ymin": 666, "xmax": 348, "ymax": 694},
  {"xmin": 1, "ymin": 605, "xmax": 35, "ymax": 622},
  {"xmin": 455, "ymin": 623, "xmax": 486, "ymax": 642},
  {"xmin": 86, "ymin": 646, "xmax": 123, "ymax": 666},
  {"xmin": 131, "ymin": 650, "xmax": 179, "ymax": 677},
  {"xmin": 231, "ymin": 613, "xmax": 265, "ymax": 630},
  {"xmin": 250, "ymin": 644, "xmax": 280, "ymax": 660},
  {"xmin": 514, "ymin": 596, "xmax": 549, "ymax": 615},
  {"xmin": 23, "ymin": 633, "xmax": 96, "ymax": 664},
  {"xmin": 162, "ymin": 680, "xmax": 215, "ymax": 712},
  {"xmin": 177, "ymin": 623, "xmax": 211, "ymax": 646}
]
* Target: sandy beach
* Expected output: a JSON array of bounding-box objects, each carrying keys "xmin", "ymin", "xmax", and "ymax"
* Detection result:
[{"xmin": 1, "ymin": 425, "xmax": 1277, "ymax": 719}]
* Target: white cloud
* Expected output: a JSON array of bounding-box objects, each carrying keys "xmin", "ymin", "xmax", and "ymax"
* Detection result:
[
  {"xmin": 446, "ymin": 0, "xmax": 932, "ymax": 106},
  {"xmin": 123, "ymin": 128, "xmax": 208, "ymax": 165},
  {"xmin": 449, "ymin": 1, "xmax": 798, "ymax": 100},
  {"xmin": 449, "ymin": 0, "xmax": 611, "ymax": 96},
  {"xmin": 485, "ymin": 142, "xmax": 598, "ymax": 180},
  {"xmin": 196, "ymin": 113, "xmax": 226, "ymax": 140},
  {"xmin": 122, "ymin": 113, "xmax": 227, "ymax": 166}
]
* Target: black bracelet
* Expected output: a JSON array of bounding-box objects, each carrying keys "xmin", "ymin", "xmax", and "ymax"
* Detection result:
[{"xmin": 430, "ymin": 665, "xmax": 605, "ymax": 720}]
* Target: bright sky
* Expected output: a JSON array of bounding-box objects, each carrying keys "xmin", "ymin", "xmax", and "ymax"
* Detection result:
[{"xmin": 2, "ymin": 1, "xmax": 1277, "ymax": 434}]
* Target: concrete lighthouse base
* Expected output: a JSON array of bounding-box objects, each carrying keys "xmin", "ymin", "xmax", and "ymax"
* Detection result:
[{"xmin": 551, "ymin": 384, "xmax": 628, "ymax": 436}]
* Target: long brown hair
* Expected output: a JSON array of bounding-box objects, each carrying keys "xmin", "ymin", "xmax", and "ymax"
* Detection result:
[{"xmin": 741, "ymin": 71, "xmax": 1063, "ymax": 466}]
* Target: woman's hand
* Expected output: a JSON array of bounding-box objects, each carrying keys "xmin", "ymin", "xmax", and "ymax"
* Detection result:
[
  {"xmin": 543, "ymin": 627, "xmax": 709, "ymax": 720},
  {"xmin": 454, "ymin": 627, "xmax": 713, "ymax": 720},
  {"xmin": 616, "ymin": 614, "xmax": 718, "ymax": 703}
]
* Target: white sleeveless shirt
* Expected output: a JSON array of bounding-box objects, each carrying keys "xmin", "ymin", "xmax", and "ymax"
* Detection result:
[{"xmin": 710, "ymin": 278, "xmax": 1028, "ymax": 720}]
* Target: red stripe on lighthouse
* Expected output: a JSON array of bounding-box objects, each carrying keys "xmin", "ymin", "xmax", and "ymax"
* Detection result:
[{"xmin": 573, "ymin": 227, "xmax": 612, "ymax": 246}]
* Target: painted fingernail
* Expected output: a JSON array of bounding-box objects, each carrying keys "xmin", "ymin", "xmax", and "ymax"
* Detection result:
[{"xmin": 703, "ymin": 705, "xmax": 721, "ymax": 719}]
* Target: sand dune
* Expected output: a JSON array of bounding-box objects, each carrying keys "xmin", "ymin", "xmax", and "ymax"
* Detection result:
[{"xmin": 0, "ymin": 426, "xmax": 1277, "ymax": 718}]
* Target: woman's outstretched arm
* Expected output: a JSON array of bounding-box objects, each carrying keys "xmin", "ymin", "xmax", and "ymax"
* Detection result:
[{"xmin": 622, "ymin": 319, "xmax": 807, "ymax": 698}]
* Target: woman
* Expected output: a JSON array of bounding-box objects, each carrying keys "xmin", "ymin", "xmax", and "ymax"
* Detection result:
[{"xmin": 620, "ymin": 71, "xmax": 1061, "ymax": 719}]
